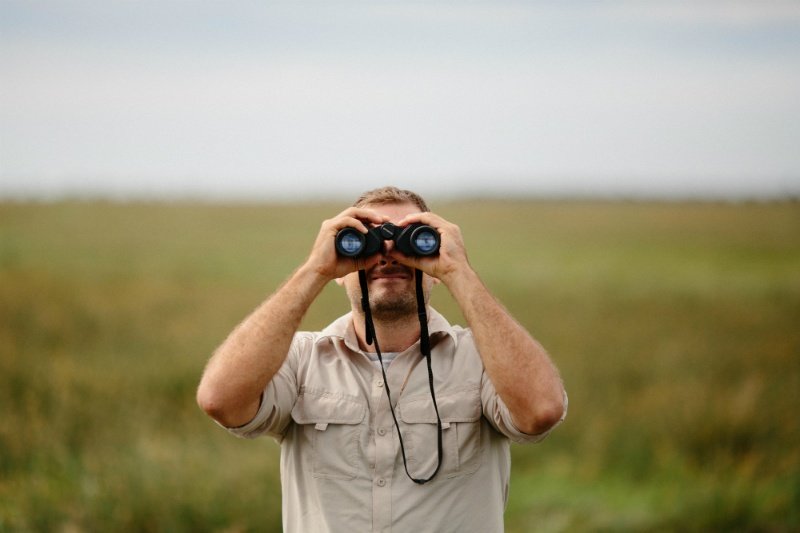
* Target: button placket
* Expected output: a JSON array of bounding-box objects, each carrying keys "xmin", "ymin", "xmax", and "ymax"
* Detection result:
[
  {"xmin": 369, "ymin": 348, "xmax": 419, "ymax": 532},
  {"xmin": 371, "ymin": 367, "xmax": 395, "ymax": 533}
]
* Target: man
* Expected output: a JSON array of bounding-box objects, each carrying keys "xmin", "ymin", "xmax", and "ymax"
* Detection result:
[{"xmin": 197, "ymin": 186, "xmax": 567, "ymax": 532}]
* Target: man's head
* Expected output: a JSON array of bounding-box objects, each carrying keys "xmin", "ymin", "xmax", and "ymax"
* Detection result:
[{"xmin": 338, "ymin": 187, "xmax": 436, "ymax": 323}]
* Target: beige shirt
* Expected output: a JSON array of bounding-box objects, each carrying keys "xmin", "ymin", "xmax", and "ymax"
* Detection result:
[{"xmin": 226, "ymin": 309, "xmax": 566, "ymax": 533}]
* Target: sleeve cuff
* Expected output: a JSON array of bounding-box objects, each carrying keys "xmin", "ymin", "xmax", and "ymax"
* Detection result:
[
  {"xmin": 505, "ymin": 388, "xmax": 568, "ymax": 444},
  {"xmin": 217, "ymin": 390, "xmax": 271, "ymax": 439}
]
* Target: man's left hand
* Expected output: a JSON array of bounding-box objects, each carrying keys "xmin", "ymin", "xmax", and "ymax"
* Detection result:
[{"xmin": 394, "ymin": 211, "xmax": 472, "ymax": 285}]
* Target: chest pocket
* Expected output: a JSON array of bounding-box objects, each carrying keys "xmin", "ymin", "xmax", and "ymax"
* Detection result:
[
  {"xmin": 398, "ymin": 387, "xmax": 482, "ymax": 479},
  {"xmin": 291, "ymin": 389, "xmax": 367, "ymax": 480}
]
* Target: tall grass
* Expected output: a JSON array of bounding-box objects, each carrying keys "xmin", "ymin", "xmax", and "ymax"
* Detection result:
[{"xmin": 1, "ymin": 199, "xmax": 798, "ymax": 531}]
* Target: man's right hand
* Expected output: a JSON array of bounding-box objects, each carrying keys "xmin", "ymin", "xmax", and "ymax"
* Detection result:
[
  {"xmin": 304, "ymin": 206, "xmax": 388, "ymax": 281},
  {"xmin": 197, "ymin": 206, "xmax": 388, "ymax": 428}
]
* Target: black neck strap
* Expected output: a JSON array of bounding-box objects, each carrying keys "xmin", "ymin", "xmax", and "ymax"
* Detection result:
[
  {"xmin": 359, "ymin": 270, "xmax": 376, "ymax": 346},
  {"xmin": 416, "ymin": 271, "xmax": 431, "ymax": 357},
  {"xmin": 358, "ymin": 268, "xmax": 443, "ymax": 484}
]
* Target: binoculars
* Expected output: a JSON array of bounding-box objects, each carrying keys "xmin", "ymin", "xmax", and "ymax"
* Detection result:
[{"xmin": 335, "ymin": 222, "xmax": 440, "ymax": 258}]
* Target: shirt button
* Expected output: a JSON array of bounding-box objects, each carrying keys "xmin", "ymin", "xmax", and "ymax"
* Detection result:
[
  {"xmin": 376, "ymin": 478, "xmax": 386, "ymax": 487},
  {"xmin": 377, "ymin": 427, "xmax": 386, "ymax": 436},
  {"xmin": 376, "ymin": 380, "xmax": 384, "ymax": 388}
]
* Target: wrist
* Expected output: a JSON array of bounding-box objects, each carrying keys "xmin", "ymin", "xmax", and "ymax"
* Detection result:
[
  {"xmin": 440, "ymin": 263, "xmax": 480, "ymax": 293},
  {"xmin": 294, "ymin": 261, "xmax": 335, "ymax": 292}
]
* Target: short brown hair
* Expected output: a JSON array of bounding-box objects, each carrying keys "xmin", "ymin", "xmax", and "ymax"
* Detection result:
[{"xmin": 352, "ymin": 186, "xmax": 430, "ymax": 212}]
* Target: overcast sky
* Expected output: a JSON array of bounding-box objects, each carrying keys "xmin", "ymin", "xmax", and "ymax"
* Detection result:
[{"xmin": 2, "ymin": 0, "xmax": 799, "ymax": 200}]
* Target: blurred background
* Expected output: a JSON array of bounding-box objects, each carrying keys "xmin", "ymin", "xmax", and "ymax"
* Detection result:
[{"xmin": 1, "ymin": 1, "xmax": 799, "ymax": 531}]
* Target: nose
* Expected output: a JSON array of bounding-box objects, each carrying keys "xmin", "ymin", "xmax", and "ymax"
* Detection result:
[{"xmin": 379, "ymin": 240, "xmax": 399, "ymax": 265}]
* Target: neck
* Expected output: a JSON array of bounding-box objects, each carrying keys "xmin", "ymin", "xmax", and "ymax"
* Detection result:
[{"xmin": 353, "ymin": 310, "xmax": 422, "ymax": 353}]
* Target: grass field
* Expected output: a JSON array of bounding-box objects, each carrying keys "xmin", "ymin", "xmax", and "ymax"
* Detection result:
[{"xmin": 1, "ymin": 199, "xmax": 798, "ymax": 531}]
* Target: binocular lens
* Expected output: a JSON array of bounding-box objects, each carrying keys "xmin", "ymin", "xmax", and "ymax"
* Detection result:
[
  {"xmin": 413, "ymin": 230, "xmax": 439, "ymax": 255},
  {"xmin": 335, "ymin": 229, "xmax": 365, "ymax": 257},
  {"xmin": 339, "ymin": 234, "xmax": 362, "ymax": 254}
]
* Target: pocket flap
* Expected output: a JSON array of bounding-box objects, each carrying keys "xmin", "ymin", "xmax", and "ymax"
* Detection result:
[
  {"xmin": 399, "ymin": 389, "xmax": 481, "ymax": 424},
  {"xmin": 291, "ymin": 390, "xmax": 366, "ymax": 425}
]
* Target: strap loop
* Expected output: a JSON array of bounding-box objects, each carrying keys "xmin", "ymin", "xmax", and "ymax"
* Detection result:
[{"xmin": 358, "ymin": 268, "xmax": 442, "ymax": 484}]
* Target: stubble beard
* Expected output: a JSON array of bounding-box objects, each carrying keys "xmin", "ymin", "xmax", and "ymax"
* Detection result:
[
  {"xmin": 369, "ymin": 288, "xmax": 418, "ymax": 323},
  {"xmin": 347, "ymin": 278, "xmax": 420, "ymax": 324},
  {"xmin": 347, "ymin": 263, "xmax": 432, "ymax": 325}
]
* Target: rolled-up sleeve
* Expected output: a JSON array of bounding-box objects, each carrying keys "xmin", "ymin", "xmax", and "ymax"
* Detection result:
[
  {"xmin": 480, "ymin": 369, "xmax": 568, "ymax": 444},
  {"xmin": 224, "ymin": 333, "xmax": 312, "ymax": 441}
]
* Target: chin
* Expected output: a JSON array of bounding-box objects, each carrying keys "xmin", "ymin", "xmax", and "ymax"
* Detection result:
[{"xmin": 370, "ymin": 294, "xmax": 417, "ymax": 320}]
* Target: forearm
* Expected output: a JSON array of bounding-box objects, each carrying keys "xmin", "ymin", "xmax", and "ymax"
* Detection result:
[
  {"xmin": 197, "ymin": 206, "xmax": 387, "ymax": 427},
  {"xmin": 444, "ymin": 267, "xmax": 565, "ymax": 435},
  {"xmin": 393, "ymin": 209, "xmax": 565, "ymax": 434},
  {"xmin": 197, "ymin": 263, "xmax": 328, "ymax": 427}
]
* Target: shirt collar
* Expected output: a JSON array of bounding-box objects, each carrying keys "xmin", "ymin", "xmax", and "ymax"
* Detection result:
[{"xmin": 318, "ymin": 307, "xmax": 458, "ymax": 353}]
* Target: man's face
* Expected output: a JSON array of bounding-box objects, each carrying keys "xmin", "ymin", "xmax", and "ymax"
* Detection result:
[{"xmin": 338, "ymin": 202, "xmax": 434, "ymax": 322}]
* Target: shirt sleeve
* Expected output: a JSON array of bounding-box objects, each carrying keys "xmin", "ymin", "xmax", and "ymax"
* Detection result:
[
  {"xmin": 222, "ymin": 332, "xmax": 313, "ymax": 441},
  {"xmin": 480, "ymin": 371, "xmax": 568, "ymax": 443}
]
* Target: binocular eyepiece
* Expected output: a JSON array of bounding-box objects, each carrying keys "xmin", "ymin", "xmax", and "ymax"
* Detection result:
[{"xmin": 335, "ymin": 222, "xmax": 440, "ymax": 258}]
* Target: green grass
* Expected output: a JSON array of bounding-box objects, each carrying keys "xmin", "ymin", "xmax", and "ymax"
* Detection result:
[{"xmin": 1, "ymin": 199, "xmax": 798, "ymax": 531}]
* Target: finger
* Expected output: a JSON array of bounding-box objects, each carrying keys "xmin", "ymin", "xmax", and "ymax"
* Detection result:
[
  {"xmin": 340, "ymin": 206, "xmax": 386, "ymax": 225},
  {"xmin": 327, "ymin": 213, "xmax": 376, "ymax": 234},
  {"xmin": 335, "ymin": 216, "xmax": 370, "ymax": 233},
  {"xmin": 397, "ymin": 211, "xmax": 444, "ymax": 228}
]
